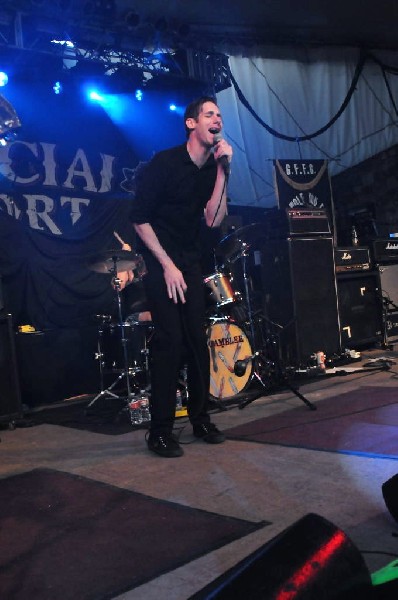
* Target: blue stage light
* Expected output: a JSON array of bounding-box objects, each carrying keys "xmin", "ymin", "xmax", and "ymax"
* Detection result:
[
  {"xmin": 169, "ymin": 103, "xmax": 177, "ymax": 111},
  {"xmin": 0, "ymin": 72, "xmax": 9, "ymax": 87},
  {"xmin": 88, "ymin": 89, "xmax": 105, "ymax": 103},
  {"xmin": 53, "ymin": 81, "xmax": 63, "ymax": 95},
  {"xmin": 135, "ymin": 88, "xmax": 143, "ymax": 101}
]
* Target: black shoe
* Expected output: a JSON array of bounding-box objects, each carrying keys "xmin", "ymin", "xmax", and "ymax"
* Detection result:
[
  {"xmin": 193, "ymin": 423, "xmax": 225, "ymax": 444},
  {"xmin": 147, "ymin": 433, "xmax": 184, "ymax": 458}
]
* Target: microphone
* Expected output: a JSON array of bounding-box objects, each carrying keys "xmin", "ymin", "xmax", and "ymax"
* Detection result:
[{"xmin": 212, "ymin": 131, "xmax": 230, "ymax": 177}]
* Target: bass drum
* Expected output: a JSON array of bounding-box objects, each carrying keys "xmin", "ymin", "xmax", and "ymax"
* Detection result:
[{"xmin": 207, "ymin": 320, "xmax": 253, "ymax": 399}]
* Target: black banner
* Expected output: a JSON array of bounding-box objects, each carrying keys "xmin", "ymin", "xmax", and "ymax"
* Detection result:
[{"xmin": 273, "ymin": 159, "xmax": 334, "ymax": 216}]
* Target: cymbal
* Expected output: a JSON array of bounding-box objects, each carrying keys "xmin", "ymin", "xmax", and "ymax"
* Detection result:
[
  {"xmin": 87, "ymin": 250, "xmax": 141, "ymax": 274},
  {"xmin": 215, "ymin": 223, "xmax": 266, "ymax": 260}
]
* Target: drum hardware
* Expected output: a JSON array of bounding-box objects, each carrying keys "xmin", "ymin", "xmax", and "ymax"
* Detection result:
[
  {"xmin": 86, "ymin": 249, "xmax": 143, "ymax": 275},
  {"xmin": 207, "ymin": 225, "xmax": 267, "ymax": 403},
  {"xmin": 204, "ymin": 271, "xmax": 239, "ymax": 310},
  {"xmin": 87, "ymin": 251, "xmax": 148, "ymax": 413},
  {"xmin": 237, "ymin": 325, "xmax": 317, "ymax": 411},
  {"xmin": 215, "ymin": 225, "xmax": 316, "ymax": 411}
]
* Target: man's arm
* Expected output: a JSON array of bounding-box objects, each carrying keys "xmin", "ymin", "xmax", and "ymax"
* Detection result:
[
  {"xmin": 133, "ymin": 222, "xmax": 187, "ymax": 304},
  {"xmin": 204, "ymin": 137, "xmax": 233, "ymax": 227}
]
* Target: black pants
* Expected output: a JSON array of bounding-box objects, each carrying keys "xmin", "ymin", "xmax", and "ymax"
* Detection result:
[{"xmin": 143, "ymin": 255, "xmax": 211, "ymax": 436}]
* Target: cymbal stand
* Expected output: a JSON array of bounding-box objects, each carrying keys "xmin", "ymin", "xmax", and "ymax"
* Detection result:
[
  {"xmin": 235, "ymin": 244, "xmax": 270, "ymax": 397},
  {"xmin": 87, "ymin": 258, "xmax": 135, "ymax": 409},
  {"xmin": 240, "ymin": 242, "xmax": 256, "ymax": 344},
  {"xmin": 238, "ymin": 320, "xmax": 316, "ymax": 411}
]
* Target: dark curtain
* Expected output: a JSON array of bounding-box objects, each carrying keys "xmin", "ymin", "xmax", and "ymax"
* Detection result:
[
  {"xmin": 0, "ymin": 85, "xmax": 140, "ymax": 331},
  {"xmin": 0, "ymin": 83, "xmax": 145, "ymax": 405}
]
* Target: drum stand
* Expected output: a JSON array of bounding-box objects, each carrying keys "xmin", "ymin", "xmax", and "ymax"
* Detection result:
[
  {"xmin": 87, "ymin": 262, "xmax": 137, "ymax": 410},
  {"xmin": 234, "ymin": 245, "xmax": 316, "ymax": 411}
]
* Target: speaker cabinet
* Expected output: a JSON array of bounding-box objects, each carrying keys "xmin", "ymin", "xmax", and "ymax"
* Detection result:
[
  {"xmin": 15, "ymin": 325, "xmax": 99, "ymax": 407},
  {"xmin": 337, "ymin": 272, "xmax": 383, "ymax": 348},
  {"xmin": 261, "ymin": 237, "xmax": 341, "ymax": 367},
  {"xmin": 0, "ymin": 313, "xmax": 23, "ymax": 422}
]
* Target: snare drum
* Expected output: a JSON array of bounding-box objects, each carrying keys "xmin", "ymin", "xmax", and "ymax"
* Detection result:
[
  {"xmin": 207, "ymin": 320, "xmax": 253, "ymax": 399},
  {"xmin": 204, "ymin": 272, "xmax": 236, "ymax": 308},
  {"xmin": 99, "ymin": 321, "xmax": 152, "ymax": 373}
]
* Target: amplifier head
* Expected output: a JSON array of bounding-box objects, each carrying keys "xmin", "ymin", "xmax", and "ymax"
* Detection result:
[{"xmin": 373, "ymin": 239, "xmax": 398, "ymax": 264}]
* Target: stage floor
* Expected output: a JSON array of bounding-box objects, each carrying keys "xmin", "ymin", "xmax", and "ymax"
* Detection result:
[{"xmin": 2, "ymin": 342, "xmax": 398, "ymax": 599}]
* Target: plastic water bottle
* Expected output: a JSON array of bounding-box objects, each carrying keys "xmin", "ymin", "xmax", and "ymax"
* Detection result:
[
  {"xmin": 176, "ymin": 389, "xmax": 183, "ymax": 410},
  {"xmin": 129, "ymin": 397, "xmax": 143, "ymax": 425},
  {"xmin": 139, "ymin": 392, "xmax": 151, "ymax": 422}
]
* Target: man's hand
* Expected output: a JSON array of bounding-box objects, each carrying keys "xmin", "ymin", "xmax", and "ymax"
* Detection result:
[
  {"xmin": 213, "ymin": 137, "xmax": 233, "ymax": 167},
  {"xmin": 163, "ymin": 263, "xmax": 187, "ymax": 304},
  {"xmin": 114, "ymin": 270, "xmax": 134, "ymax": 290}
]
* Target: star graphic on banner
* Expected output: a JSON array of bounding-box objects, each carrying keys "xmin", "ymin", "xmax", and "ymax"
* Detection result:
[{"xmin": 120, "ymin": 161, "xmax": 148, "ymax": 195}]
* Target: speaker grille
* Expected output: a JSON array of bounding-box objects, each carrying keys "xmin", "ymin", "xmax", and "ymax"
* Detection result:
[
  {"xmin": 337, "ymin": 272, "xmax": 383, "ymax": 348},
  {"xmin": 261, "ymin": 237, "xmax": 341, "ymax": 367}
]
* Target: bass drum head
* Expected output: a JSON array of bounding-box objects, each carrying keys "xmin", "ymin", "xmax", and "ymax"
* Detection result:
[{"xmin": 207, "ymin": 320, "xmax": 253, "ymax": 399}]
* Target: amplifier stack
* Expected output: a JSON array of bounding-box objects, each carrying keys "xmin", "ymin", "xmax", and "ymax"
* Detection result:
[
  {"xmin": 261, "ymin": 208, "xmax": 341, "ymax": 368},
  {"xmin": 335, "ymin": 245, "xmax": 383, "ymax": 348}
]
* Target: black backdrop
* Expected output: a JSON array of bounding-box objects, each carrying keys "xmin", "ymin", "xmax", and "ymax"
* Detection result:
[{"xmin": 0, "ymin": 82, "xmax": 174, "ymax": 405}]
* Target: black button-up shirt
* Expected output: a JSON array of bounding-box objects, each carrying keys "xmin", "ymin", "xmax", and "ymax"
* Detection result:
[{"xmin": 130, "ymin": 144, "xmax": 217, "ymax": 269}]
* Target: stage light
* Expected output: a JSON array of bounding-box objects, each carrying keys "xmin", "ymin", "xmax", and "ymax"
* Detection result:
[
  {"xmin": 53, "ymin": 81, "xmax": 63, "ymax": 95},
  {"xmin": 88, "ymin": 90, "xmax": 105, "ymax": 103},
  {"xmin": 135, "ymin": 89, "xmax": 143, "ymax": 101},
  {"xmin": 168, "ymin": 103, "xmax": 184, "ymax": 116},
  {"xmin": 0, "ymin": 72, "xmax": 9, "ymax": 87}
]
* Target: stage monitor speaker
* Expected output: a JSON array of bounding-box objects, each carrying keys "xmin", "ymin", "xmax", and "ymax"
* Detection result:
[
  {"xmin": 0, "ymin": 313, "xmax": 23, "ymax": 422},
  {"xmin": 382, "ymin": 474, "xmax": 398, "ymax": 523},
  {"xmin": 337, "ymin": 272, "xmax": 383, "ymax": 348},
  {"xmin": 261, "ymin": 237, "xmax": 341, "ymax": 367},
  {"xmin": 189, "ymin": 513, "xmax": 373, "ymax": 599}
]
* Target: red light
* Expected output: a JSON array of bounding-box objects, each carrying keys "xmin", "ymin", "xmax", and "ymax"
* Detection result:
[{"xmin": 276, "ymin": 530, "xmax": 347, "ymax": 599}]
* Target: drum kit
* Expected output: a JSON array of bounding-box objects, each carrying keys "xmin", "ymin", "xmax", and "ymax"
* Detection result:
[
  {"xmin": 86, "ymin": 250, "xmax": 153, "ymax": 412},
  {"xmin": 204, "ymin": 223, "xmax": 271, "ymax": 403},
  {"xmin": 86, "ymin": 223, "xmax": 315, "ymax": 414},
  {"xmin": 204, "ymin": 223, "xmax": 315, "ymax": 409}
]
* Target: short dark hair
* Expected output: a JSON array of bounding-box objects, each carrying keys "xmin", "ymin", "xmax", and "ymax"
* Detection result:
[{"xmin": 184, "ymin": 96, "xmax": 217, "ymax": 138}]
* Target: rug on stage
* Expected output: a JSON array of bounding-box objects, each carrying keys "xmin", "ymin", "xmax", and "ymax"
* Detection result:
[
  {"xmin": 225, "ymin": 386, "xmax": 398, "ymax": 458},
  {"xmin": 0, "ymin": 469, "xmax": 268, "ymax": 600},
  {"xmin": 28, "ymin": 397, "xmax": 142, "ymax": 435}
]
